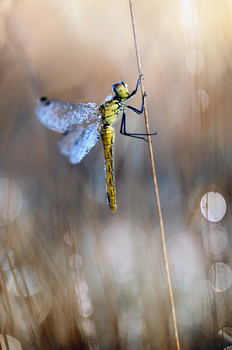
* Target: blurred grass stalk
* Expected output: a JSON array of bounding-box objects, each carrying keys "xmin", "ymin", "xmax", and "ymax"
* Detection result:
[{"xmin": 0, "ymin": 0, "xmax": 231, "ymax": 349}]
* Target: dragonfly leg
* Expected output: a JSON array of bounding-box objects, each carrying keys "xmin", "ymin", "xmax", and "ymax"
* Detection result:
[
  {"xmin": 126, "ymin": 91, "xmax": 147, "ymax": 114},
  {"xmin": 120, "ymin": 111, "xmax": 157, "ymax": 142},
  {"xmin": 127, "ymin": 74, "xmax": 143, "ymax": 99}
]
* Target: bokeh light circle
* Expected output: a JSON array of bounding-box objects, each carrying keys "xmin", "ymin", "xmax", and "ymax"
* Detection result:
[
  {"xmin": 6, "ymin": 267, "xmax": 42, "ymax": 296},
  {"xmin": 75, "ymin": 280, "xmax": 88, "ymax": 296},
  {"xmin": 0, "ymin": 249, "xmax": 15, "ymax": 270},
  {"xmin": 200, "ymin": 192, "xmax": 226, "ymax": 222},
  {"xmin": 69, "ymin": 253, "xmax": 83, "ymax": 269},
  {"xmin": 78, "ymin": 295, "xmax": 93, "ymax": 317},
  {"xmin": 64, "ymin": 230, "xmax": 75, "ymax": 245},
  {"xmin": 0, "ymin": 334, "xmax": 22, "ymax": 350},
  {"xmin": 192, "ymin": 89, "xmax": 209, "ymax": 113},
  {"xmin": 202, "ymin": 224, "xmax": 228, "ymax": 258},
  {"xmin": 81, "ymin": 318, "xmax": 97, "ymax": 338},
  {"xmin": 0, "ymin": 179, "xmax": 22, "ymax": 225},
  {"xmin": 180, "ymin": 7, "xmax": 198, "ymax": 31},
  {"xmin": 208, "ymin": 262, "xmax": 232, "ymax": 292},
  {"xmin": 218, "ymin": 327, "xmax": 232, "ymax": 346}
]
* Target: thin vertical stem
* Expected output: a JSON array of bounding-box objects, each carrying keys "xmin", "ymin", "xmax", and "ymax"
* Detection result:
[{"xmin": 128, "ymin": 1, "xmax": 181, "ymax": 349}]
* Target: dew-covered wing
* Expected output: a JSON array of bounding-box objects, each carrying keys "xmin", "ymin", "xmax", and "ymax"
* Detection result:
[
  {"xmin": 58, "ymin": 120, "xmax": 101, "ymax": 164},
  {"xmin": 34, "ymin": 97, "xmax": 100, "ymax": 133}
]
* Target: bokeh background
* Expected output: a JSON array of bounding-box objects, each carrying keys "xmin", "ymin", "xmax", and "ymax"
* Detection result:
[{"xmin": 0, "ymin": 0, "xmax": 232, "ymax": 349}]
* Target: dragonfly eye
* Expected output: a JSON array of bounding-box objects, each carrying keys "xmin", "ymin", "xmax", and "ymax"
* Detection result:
[
  {"xmin": 45, "ymin": 100, "xmax": 51, "ymax": 106},
  {"xmin": 112, "ymin": 82, "xmax": 130, "ymax": 99},
  {"xmin": 40, "ymin": 97, "xmax": 47, "ymax": 102}
]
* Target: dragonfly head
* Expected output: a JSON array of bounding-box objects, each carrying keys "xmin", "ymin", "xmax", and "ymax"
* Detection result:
[{"xmin": 112, "ymin": 81, "xmax": 130, "ymax": 100}]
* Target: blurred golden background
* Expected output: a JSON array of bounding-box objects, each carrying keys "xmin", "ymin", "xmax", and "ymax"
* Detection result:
[{"xmin": 0, "ymin": 0, "xmax": 232, "ymax": 349}]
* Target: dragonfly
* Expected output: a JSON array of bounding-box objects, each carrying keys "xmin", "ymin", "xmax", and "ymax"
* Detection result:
[{"xmin": 34, "ymin": 75, "xmax": 156, "ymax": 213}]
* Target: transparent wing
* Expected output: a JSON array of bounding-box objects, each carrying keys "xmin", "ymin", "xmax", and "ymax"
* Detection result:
[
  {"xmin": 58, "ymin": 120, "xmax": 101, "ymax": 164},
  {"xmin": 34, "ymin": 97, "xmax": 101, "ymax": 133}
]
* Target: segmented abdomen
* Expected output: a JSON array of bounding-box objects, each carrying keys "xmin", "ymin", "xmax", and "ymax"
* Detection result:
[{"xmin": 101, "ymin": 125, "xmax": 116, "ymax": 213}]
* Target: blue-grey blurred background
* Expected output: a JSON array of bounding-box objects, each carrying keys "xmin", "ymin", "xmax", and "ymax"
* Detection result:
[{"xmin": 0, "ymin": 0, "xmax": 232, "ymax": 349}]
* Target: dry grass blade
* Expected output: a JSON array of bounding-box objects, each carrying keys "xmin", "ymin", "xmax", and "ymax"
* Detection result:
[{"xmin": 128, "ymin": 1, "xmax": 181, "ymax": 349}]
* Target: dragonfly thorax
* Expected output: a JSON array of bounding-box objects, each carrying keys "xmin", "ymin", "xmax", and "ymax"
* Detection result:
[{"xmin": 100, "ymin": 98, "xmax": 123, "ymax": 126}]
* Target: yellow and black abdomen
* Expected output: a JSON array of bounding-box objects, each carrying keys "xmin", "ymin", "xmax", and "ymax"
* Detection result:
[{"xmin": 101, "ymin": 124, "xmax": 116, "ymax": 213}]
